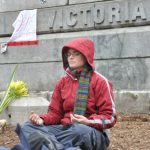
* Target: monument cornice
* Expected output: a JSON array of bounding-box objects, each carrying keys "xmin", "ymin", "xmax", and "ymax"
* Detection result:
[{"xmin": 0, "ymin": 0, "xmax": 150, "ymax": 36}]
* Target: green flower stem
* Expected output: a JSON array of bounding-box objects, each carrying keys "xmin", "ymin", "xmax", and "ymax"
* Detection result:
[
  {"xmin": 0, "ymin": 65, "xmax": 29, "ymax": 114},
  {"xmin": 0, "ymin": 65, "xmax": 18, "ymax": 110},
  {"xmin": 0, "ymin": 96, "xmax": 14, "ymax": 113}
]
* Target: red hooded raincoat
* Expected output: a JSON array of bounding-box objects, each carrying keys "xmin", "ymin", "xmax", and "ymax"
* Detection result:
[{"xmin": 40, "ymin": 38, "xmax": 117, "ymax": 131}]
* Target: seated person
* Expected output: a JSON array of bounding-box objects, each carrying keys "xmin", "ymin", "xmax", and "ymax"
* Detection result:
[{"xmin": 22, "ymin": 37, "xmax": 117, "ymax": 150}]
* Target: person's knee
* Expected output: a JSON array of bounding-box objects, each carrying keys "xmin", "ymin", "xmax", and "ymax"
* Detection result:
[
  {"xmin": 22, "ymin": 122, "xmax": 32, "ymax": 128},
  {"xmin": 22, "ymin": 122, "xmax": 33, "ymax": 131},
  {"xmin": 71, "ymin": 124, "xmax": 92, "ymax": 136},
  {"xmin": 21, "ymin": 122, "xmax": 36, "ymax": 138}
]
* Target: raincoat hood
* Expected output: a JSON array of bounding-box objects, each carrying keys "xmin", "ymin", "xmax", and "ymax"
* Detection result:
[{"xmin": 62, "ymin": 38, "xmax": 95, "ymax": 71}]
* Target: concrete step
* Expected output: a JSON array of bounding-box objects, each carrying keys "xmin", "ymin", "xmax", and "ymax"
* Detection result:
[{"xmin": 0, "ymin": 96, "xmax": 49, "ymax": 125}]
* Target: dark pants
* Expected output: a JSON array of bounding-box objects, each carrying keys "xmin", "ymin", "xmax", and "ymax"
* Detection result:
[{"xmin": 21, "ymin": 122, "xmax": 109, "ymax": 150}]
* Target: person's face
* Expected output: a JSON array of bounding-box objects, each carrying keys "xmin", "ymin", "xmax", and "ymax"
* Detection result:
[{"xmin": 66, "ymin": 49, "xmax": 87, "ymax": 70}]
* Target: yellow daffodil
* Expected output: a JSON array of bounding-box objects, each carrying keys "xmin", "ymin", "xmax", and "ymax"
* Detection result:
[
  {"xmin": 9, "ymin": 81, "xmax": 28, "ymax": 98},
  {"xmin": 0, "ymin": 80, "xmax": 29, "ymax": 113},
  {"xmin": 0, "ymin": 65, "xmax": 29, "ymax": 114}
]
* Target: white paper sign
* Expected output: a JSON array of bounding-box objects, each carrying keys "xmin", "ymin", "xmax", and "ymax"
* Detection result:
[{"xmin": 9, "ymin": 9, "xmax": 37, "ymax": 42}]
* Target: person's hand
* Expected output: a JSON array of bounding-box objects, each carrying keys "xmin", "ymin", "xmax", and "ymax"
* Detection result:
[
  {"xmin": 29, "ymin": 111, "xmax": 44, "ymax": 125},
  {"xmin": 70, "ymin": 114, "xmax": 90, "ymax": 125}
]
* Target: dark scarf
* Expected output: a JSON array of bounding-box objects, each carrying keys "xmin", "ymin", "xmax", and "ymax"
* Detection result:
[{"xmin": 69, "ymin": 65, "xmax": 92, "ymax": 115}]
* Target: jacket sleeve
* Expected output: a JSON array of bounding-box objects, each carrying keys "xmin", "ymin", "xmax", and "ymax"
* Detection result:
[
  {"xmin": 40, "ymin": 79, "xmax": 64, "ymax": 125},
  {"xmin": 88, "ymin": 78, "xmax": 117, "ymax": 130}
]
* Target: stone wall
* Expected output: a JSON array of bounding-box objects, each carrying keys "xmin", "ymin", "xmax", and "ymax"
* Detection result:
[{"xmin": 0, "ymin": 0, "xmax": 150, "ymax": 114}]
